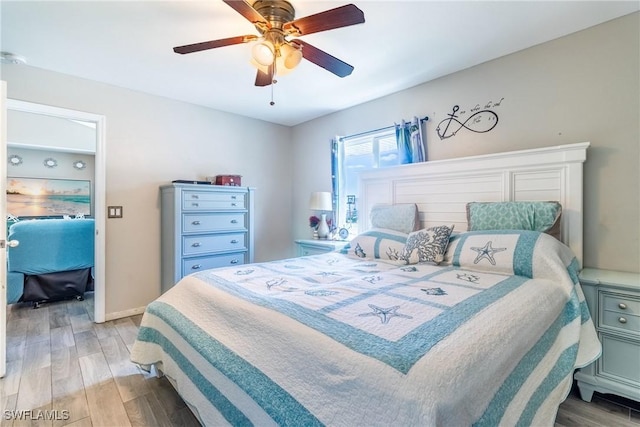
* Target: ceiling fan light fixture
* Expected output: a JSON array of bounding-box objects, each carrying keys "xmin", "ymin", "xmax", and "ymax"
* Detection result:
[
  {"xmin": 250, "ymin": 56, "xmax": 271, "ymax": 74},
  {"xmin": 172, "ymin": 0, "xmax": 365, "ymax": 86},
  {"xmin": 273, "ymin": 43, "xmax": 302, "ymax": 76},
  {"xmin": 281, "ymin": 43, "xmax": 302, "ymax": 69},
  {"xmin": 251, "ymin": 40, "xmax": 275, "ymax": 66}
]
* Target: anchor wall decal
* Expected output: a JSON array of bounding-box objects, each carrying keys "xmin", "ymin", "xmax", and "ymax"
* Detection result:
[{"xmin": 436, "ymin": 99, "xmax": 502, "ymax": 140}]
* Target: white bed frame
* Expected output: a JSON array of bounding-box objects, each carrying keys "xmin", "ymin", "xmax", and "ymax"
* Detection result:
[{"xmin": 358, "ymin": 142, "xmax": 589, "ymax": 268}]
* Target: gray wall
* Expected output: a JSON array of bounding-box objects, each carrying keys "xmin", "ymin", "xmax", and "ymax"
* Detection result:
[
  {"xmin": 3, "ymin": 65, "xmax": 294, "ymax": 315},
  {"xmin": 292, "ymin": 12, "xmax": 639, "ymax": 273}
]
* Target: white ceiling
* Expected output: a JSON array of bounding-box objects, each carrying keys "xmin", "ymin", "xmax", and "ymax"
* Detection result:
[{"xmin": 1, "ymin": 1, "xmax": 638, "ymax": 126}]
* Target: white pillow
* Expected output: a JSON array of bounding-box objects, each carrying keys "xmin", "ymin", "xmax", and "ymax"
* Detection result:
[{"xmin": 369, "ymin": 204, "xmax": 419, "ymax": 234}]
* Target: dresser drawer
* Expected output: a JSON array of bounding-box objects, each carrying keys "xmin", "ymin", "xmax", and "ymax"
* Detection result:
[
  {"xmin": 183, "ymin": 253, "xmax": 246, "ymax": 274},
  {"xmin": 600, "ymin": 291, "xmax": 640, "ymax": 337},
  {"xmin": 183, "ymin": 233, "xmax": 246, "ymax": 256},
  {"xmin": 601, "ymin": 292, "xmax": 640, "ymax": 316},
  {"xmin": 597, "ymin": 334, "xmax": 640, "ymax": 388},
  {"xmin": 182, "ymin": 191, "xmax": 245, "ymax": 210},
  {"xmin": 601, "ymin": 311, "xmax": 640, "ymax": 336},
  {"xmin": 183, "ymin": 213, "xmax": 246, "ymax": 232},
  {"xmin": 299, "ymin": 246, "xmax": 331, "ymax": 256}
]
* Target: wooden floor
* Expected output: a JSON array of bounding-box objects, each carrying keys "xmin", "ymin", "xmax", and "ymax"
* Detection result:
[
  {"xmin": 1, "ymin": 294, "xmax": 199, "ymax": 426},
  {"xmin": 1, "ymin": 293, "xmax": 639, "ymax": 427}
]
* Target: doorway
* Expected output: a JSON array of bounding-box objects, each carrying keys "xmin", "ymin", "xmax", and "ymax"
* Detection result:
[{"xmin": 2, "ymin": 100, "xmax": 106, "ymax": 366}]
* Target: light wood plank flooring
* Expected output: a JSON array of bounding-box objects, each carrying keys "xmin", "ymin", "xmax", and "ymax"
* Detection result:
[
  {"xmin": 1, "ymin": 293, "xmax": 639, "ymax": 426},
  {"xmin": 1, "ymin": 294, "xmax": 199, "ymax": 427}
]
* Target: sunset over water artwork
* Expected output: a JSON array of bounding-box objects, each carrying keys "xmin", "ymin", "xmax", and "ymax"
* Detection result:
[{"xmin": 7, "ymin": 177, "xmax": 91, "ymax": 217}]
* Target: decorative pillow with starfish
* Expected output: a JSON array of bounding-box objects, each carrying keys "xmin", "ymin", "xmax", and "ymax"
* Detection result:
[
  {"xmin": 339, "ymin": 228, "xmax": 408, "ymax": 260},
  {"xmin": 444, "ymin": 230, "xmax": 551, "ymax": 277}
]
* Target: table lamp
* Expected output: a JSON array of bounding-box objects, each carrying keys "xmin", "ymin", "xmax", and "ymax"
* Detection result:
[{"xmin": 309, "ymin": 191, "xmax": 332, "ymax": 239}]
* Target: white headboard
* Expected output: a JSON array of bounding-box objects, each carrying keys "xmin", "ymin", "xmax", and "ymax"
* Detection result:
[{"xmin": 358, "ymin": 142, "xmax": 589, "ymax": 267}]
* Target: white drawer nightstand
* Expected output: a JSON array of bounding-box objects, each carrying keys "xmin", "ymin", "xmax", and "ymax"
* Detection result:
[
  {"xmin": 574, "ymin": 268, "xmax": 640, "ymax": 403},
  {"xmin": 295, "ymin": 239, "xmax": 349, "ymax": 257}
]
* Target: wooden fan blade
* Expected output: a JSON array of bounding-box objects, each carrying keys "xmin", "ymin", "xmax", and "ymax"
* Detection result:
[
  {"xmin": 283, "ymin": 4, "xmax": 364, "ymax": 37},
  {"xmin": 223, "ymin": 0, "xmax": 271, "ymax": 29},
  {"xmin": 173, "ymin": 35, "xmax": 258, "ymax": 54},
  {"xmin": 255, "ymin": 64, "xmax": 275, "ymax": 86},
  {"xmin": 291, "ymin": 40, "xmax": 354, "ymax": 77}
]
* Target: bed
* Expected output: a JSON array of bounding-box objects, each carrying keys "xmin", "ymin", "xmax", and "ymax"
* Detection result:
[
  {"xmin": 131, "ymin": 142, "xmax": 600, "ymax": 426},
  {"xmin": 7, "ymin": 218, "xmax": 95, "ymax": 305}
]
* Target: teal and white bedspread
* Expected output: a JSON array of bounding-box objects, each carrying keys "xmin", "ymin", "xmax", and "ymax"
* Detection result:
[{"xmin": 131, "ymin": 230, "xmax": 600, "ymax": 426}]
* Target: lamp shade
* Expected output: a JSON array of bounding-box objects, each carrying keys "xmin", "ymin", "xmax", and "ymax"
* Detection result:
[
  {"xmin": 309, "ymin": 192, "xmax": 332, "ymax": 211},
  {"xmin": 252, "ymin": 40, "xmax": 275, "ymax": 66},
  {"xmin": 279, "ymin": 43, "xmax": 302, "ymax": 73}
]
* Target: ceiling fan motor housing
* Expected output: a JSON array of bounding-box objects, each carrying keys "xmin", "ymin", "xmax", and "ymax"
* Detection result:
[{"xmin": 252, "ymin": 0, "xmax": 295, "ymax": 32}]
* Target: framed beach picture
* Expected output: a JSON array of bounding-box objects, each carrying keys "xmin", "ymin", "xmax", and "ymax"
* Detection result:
[{"xmin": 7, "ymin": 177, "xmax": 91, "ymax": 217}]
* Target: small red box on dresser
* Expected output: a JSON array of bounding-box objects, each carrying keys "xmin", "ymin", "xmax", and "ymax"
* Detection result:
[{"xmin": 215, "ymin": 175, "xmax": 242, "ymax": 186}]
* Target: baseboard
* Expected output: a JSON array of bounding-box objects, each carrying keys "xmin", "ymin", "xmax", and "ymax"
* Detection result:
[{"xmin": 105, "ymin": 305, "xmax": 146, "ymax": 321}]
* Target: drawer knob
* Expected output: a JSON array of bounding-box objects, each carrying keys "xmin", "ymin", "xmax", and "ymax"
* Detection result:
[
  {"xmin": 618, "ymin": 303, "xmax": 627, "ymax": 310},
  {"xmin": 231, "ymin": 203, "xmax": 238, "ymax": 207},
  {"xmin": 230, "ymin": 239, "xmax": 239, "ymax": 244},
  {"xmin": 191, "ymin": 264, "xmax": 201, "ymax": 270},
  {"xmin": 231, "ymin": 219, "xmax": 238, "ymax": 224},
  {"xmin": 230, "ymin": 259, "xmax": 239, "ymax": 264},
  {"xmin": 191, "ymin": 195, "xmax": 199, "ymax": 199},
  {"xmin": 192, "ymin": 242, "xmax": 201, "ymax": 247},
  {"xmin": 618, "ymin": 317, "xmax": 627, "ymax": 324},
  {"xmin": 231, "ymin": 196, "xmax": 237, "ymax": 199},
  {"xmin": 192, "ymin": 220, "xmax": 201, "ymax": 225},
  {"xmin": 191, "ymin": 203, "xmax": 199, "ymax": 207}
]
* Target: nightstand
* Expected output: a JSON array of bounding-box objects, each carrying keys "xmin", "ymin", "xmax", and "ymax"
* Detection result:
[
  {"xmin": 295, "ymin": 239, "xmax": 349, "ymax": 257},
  {"xmin": 574, "ymin": 268, "xmax": 640, "ymax": 403}
]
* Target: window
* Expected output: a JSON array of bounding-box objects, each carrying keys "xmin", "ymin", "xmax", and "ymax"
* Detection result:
[{"xmin": 331, "ymin": 127, "xmax": 397, "ymax": 237}]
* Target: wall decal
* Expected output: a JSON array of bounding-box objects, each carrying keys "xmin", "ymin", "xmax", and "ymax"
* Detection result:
[
  {"xmin": 436, "ymin": 98, "xmax": 503, "ymax": 140},
  {"xmin": 43, "ymin": 157, "xmax": 58, "ymax": 168},
  {"xmin": 8, "ymin": 154, "xmax": 23, "ymax": 166},
  {"xmin": 73, "ymin": 160, "xmax": 87, "ymax": 170}
]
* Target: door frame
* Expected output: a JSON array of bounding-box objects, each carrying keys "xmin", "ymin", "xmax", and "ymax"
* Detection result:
[
  {"xmin": 5, "ymin": 99, "xmax": 106, "ymax": 323},
  {"xmin": 1, "ymin": 81, "xmax": 7, "ymax": 377}
]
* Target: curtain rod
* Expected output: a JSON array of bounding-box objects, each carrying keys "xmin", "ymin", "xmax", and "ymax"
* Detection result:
[{"xmin": 340, "ymin": 116, "xmax": 429, "ymax": 140}]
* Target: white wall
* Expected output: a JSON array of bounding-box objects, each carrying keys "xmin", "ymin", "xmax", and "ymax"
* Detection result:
[
  {"xmin": 291, "ymin": 13, "xmax": 640, "ymax": 273},
  {"xmin": 3, "ymin": 65, "xmax": 293, "ymax": 316}
]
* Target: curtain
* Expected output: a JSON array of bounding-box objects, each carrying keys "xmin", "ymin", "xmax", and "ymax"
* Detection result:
[
  {"xmin": 395, "ymin": 117, "xmax": 426, "ymax": 164},
  {"xmin": 331, "ymin": 137, "xmax": 340, "ymax": 217}
]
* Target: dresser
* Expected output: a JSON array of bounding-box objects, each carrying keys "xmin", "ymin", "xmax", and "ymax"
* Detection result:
[
  {"xmin": 574, "ymin": 268, "xmax": 640, "ymax": 403},
  {"xmin": 295, "ymin": 239, "xmax": 348, "ymax": 257},
  {"xmin": 160, "ymin": 183, "xmax": 254, "ymax": 293}
]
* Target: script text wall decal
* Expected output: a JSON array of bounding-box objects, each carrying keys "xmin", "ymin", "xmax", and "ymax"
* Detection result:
[{"xmin": 436, "ymin": 98, "xmax": 504, "ymax": 140}]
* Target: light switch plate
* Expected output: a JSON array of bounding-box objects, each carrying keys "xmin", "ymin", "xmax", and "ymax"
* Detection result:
[{"xmin": 108, "ymin": 206, "xmax": 123, "ymax": 218}]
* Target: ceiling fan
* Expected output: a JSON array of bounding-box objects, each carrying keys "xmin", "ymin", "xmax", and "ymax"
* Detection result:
[{"xmin": 173, "ymin": 0, "xmax": 365, "ymax": 87}]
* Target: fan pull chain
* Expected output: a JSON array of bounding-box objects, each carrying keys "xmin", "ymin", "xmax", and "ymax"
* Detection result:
[
  {"xmin": 270, "ymin": 79, "xmax": 275, "ymax": 106},
  {"xmin": 269, "ymin": 60, "xmax": 277, "ymax": 106}
]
